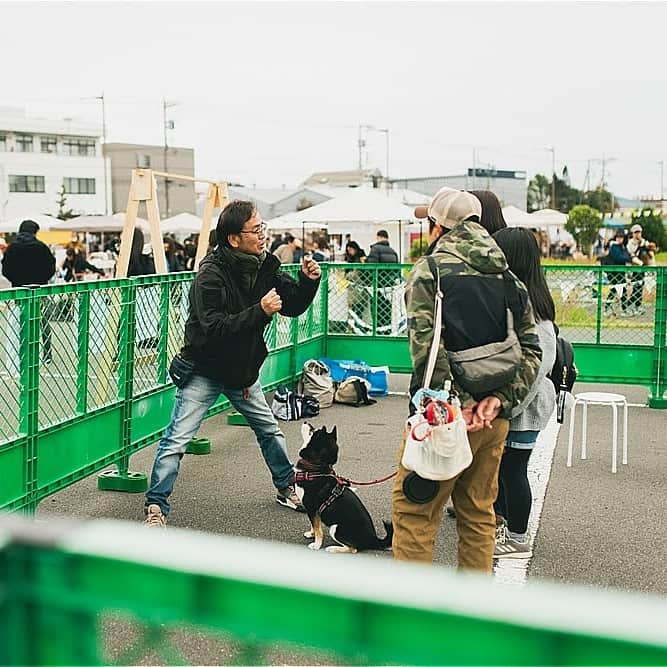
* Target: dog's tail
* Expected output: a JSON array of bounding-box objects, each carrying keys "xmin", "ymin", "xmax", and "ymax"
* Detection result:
[{"xmin": 376, "ymin": 519, "xmax": 394, "ymax": 550}]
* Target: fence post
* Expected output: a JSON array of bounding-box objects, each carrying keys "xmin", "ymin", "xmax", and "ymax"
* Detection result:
[
  {"xmin": 98, "ymin": 280, "xmax": 148, "ymax": 492},
  {"xmin": 649, "ymin": 267, "xmax": 667, "ymax": 408},
  {"xmin": 76, "ymin": 290, "xmax": 90, "ymax": 413},
  {"xmin": 21, "ymin": 291, "xmax": 40, "ymax": 513}
]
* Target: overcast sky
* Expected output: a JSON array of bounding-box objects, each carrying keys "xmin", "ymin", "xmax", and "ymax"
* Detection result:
[{"xmin": 2, "ymin": 1, "xmax": 666, "ymax": 199}]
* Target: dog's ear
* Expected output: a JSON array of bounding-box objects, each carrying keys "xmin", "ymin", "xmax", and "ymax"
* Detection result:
[{"xmin": 331, "ymin": 425, "xmax": 337, "ymax": 439}]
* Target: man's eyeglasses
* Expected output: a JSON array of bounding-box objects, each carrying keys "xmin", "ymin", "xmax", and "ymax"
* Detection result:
[{"xmin": 240, "ymin": 222, "xmax": 267, "ymax": 236}]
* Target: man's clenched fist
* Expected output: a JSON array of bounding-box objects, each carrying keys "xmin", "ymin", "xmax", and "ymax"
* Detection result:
[{"xmin": 261, "ymin": 288, "xmax": 282, "ymax": 316}]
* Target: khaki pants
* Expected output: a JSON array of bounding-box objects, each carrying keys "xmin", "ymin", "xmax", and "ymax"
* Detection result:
[{"xmin": 392, "ymin": 418, "xmax": 509, "ymax": 573}]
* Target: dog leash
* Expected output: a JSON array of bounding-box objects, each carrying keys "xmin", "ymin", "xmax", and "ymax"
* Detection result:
[{"xmin": 295, "ymin": 468, "xmax": 397, "ymax": 487}]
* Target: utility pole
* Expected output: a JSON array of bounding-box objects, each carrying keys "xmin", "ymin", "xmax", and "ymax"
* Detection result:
[
  {"xmin": 546, "ymin": 146, "xmax": 556, "ymax": 209},
  {"xmin": 357, "ymin": 125, "xmax": 365, "ymax": 172},
  {"xmin": 472, "ymin": 147, "xmax": 477, "ymax": 189},
  {"xmin": 94, "ymin": 93, "xmax": 109, "ymax": 214},
  {"xmin": 162, "ymin": 99, "xmax": 178, "ymax": 217},
  {"xmin": 659, "ymin": 160, "xmax": 664, "ymax": 211}
]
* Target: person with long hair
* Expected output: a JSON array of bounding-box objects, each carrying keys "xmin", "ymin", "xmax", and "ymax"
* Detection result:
[
  {"xmin": 491, "ymin": 227, "xmax": 557, "ymax": 559},
  {"xmin": 469, "ymin": 190, "xmax": 508, "ymax": 235}
]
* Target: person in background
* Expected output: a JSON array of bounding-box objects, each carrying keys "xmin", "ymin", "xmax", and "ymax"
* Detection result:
[
  {"xmin": 603, "ymin": 229, "xmax": 633, "ymax": 317},
  {"xmin": 626, "ymin": 223, "xmax": 655, "ymax": 316},
  {"xmin": 62, "ymin": 247, "xmax": 105, "ymax": 282},
  {"xmin": 1, "ymin": 219, "xmax": 56, "ymax": 362},
  {"xmin": 293, "ymin": 238, "xmax": 303, "ymax": 264},
  {"xmin": 273, "ymin": 233, "xmax": 298, "ymax": 264},
  {"xmin": 491, "ymin": 227, "xmax": 557, "ymax": 559},
  {"xmin": 269, "ymin": 233, "xmax": 284, "ymax": 254},
  {"xmin": 344, "ymin": 240, "xmax": 366, "ymax": 263},
  {"xmin": 311, "ymin": 239, "xmax": 326, "ymax": 262},
  {"xmin": 164, "ymin": 236, "xmax": 185, "ymax": 272},
  {"xmin": 469, "ymin": 190, "xmax": 509, "ymax": 236},
  {"xmin": 127, "ymin": 228, "xmax": 156, "ymax": 277},
  {"xmin": 366, "ymin": 229, "xmax": 398, "ymax": 263}
]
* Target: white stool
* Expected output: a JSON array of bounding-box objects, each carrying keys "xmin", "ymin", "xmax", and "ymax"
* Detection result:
[{"xmin": 567, "ymin": 392, "xmax": 628, "ymax": 473}]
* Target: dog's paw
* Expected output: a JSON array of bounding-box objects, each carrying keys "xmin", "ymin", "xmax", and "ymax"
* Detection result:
[
  {"xmin": 308, "ymin": 541, "xmax": 322, "ymax": 551},
  {"xmin": 325, "ymin": 545, "xmax": 358, "ymax": 554},
  {"xmin": 303, "ymin": 529, "xmax": 315, "ymax": 539}
]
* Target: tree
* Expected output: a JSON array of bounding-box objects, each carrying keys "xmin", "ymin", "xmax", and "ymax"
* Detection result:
[
  {"xmin": 565, "ymin": 204, "xmax": 602, "ymax": 255},
  {"xmin": 409, "ymin": 236, "xmax": 429, "ymax": 262},
  {"xmin": 631, "ymin": 208, "xmax": 666, "ymax": 251},
  {"xmin": 583, "ymin": 187, "xmax": 615, "ymax": 215},
  {"xmin": 527, "ymin": 174, "xmax": 551, "ymax": 212},
  {"xmin": 56, "ymin": 184, "xmax": 75, "ymax": 220}
]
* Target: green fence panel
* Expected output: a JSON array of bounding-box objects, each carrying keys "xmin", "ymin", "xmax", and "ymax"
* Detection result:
[
  {"xmin": 1, "ymin": 263, "xmax": 666, "ymax": 513},
  {"xmin": 1, "ymin": 517, "xmax": 666, "ymax": 666}
]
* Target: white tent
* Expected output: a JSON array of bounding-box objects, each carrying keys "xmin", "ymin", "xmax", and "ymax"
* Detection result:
[
  {"xmin": 0, "ymin": 214, "xmax": 59, "ymax": 233},
  {"xmin": 530, "ymin": 208, "xmax": 568, "ymax": 227},
  {"xmin": 268, "ymin": 188, "xmax": 416, "ymax": 259},
  {"xmin": 160, "ymin": 212, "xmax": 203, "ymax": 235},
  {"xmin": 50, "ymin": 215, "xmax": 151, "ymax": 237},
  {"xmin": 501, "ymin": 205, "xmax": 536, "ymax": 228}
]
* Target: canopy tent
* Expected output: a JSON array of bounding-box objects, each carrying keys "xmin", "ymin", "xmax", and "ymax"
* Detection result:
[
  {"xmin": 501, "ymin": 205, "xmax": 537, "ymax": 228},
  {"xmin": 0, "ymin": 214, "xmax": 59, "ymax": 233},
  {"xmin": 530, "ymin": 208, "xmax": 568, "ymax": 227},
  {"xmin": 160, "ymin": 212, "xmax": 203, "ymax": 235},
  {"xmin": 268, "ymin": 188, "xmax": 416, "ymax": 260},
  {"xmin": 50, "ymin": 215, "xmax": 151, "ymax": 237}
]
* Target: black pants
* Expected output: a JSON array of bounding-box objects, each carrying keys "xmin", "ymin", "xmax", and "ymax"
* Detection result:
[
  {"xmin": 493, "ymin": 447, "xmax": 532, "ymax": 534},
  {"xmin": 629, "ymin": 275, "xmax": 644, "ymax": 310}
]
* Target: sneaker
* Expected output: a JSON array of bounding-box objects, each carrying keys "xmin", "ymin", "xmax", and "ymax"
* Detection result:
[
  {"xmin": 495, "ymin": 518, "xmax": 507, "ymax": 542},
  {"xmin": 494, "ymin": 532, "xmax": 532, "ymax": 559},
  {"xmin": 276, "ymin": 485, "xmax": 305, "ymax": 512},
  {"xmin": 144, "ymin": 504, "xmax": 166, "ymax": 527}
]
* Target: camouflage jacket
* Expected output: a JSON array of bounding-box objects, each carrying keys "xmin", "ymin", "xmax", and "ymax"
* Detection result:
[{"xmin": 406, "ymin": 219, "xmax": 542, "ymax": 418}]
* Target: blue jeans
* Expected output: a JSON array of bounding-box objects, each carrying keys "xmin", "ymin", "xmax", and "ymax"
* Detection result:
[{"xmin": 145, "ymin": 375, "xmax": 294, "ymax": 515}]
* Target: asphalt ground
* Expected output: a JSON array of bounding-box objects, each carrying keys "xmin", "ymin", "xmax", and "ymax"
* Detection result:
[{"xmin": 33, "ymin": 376, "xmax": 667, "ymax": 663}]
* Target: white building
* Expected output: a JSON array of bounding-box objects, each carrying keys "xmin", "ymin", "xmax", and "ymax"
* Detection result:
[
  {"xmin": 0, "ymin": 107, "xmax": 109, "ymax": 223},
  {"xmin": 391, "ymin": 168, "xmax": 528, "ymax": 210}
]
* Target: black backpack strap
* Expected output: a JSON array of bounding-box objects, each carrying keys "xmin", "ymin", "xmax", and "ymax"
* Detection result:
[{"xmin": 502, "ymin": 271, "xmax": 525, "ymax": 326}]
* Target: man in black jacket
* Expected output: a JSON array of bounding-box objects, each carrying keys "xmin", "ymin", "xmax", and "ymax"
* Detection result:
[
  {"xmin": 144, "ymin": 200, "xmax": 321, "ymax": 527},
  {"xmin": 1, "ymin": 219, "xmax": 56, "ymax": 362},
  {"xmin": 366, "ymin": 229, "xmax": 398, "ymax": 263}
]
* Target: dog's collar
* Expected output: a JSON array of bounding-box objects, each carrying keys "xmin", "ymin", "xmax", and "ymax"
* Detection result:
[{"xmin": 296, "ymin": 458, "xmax": 334, "ymax": 474}]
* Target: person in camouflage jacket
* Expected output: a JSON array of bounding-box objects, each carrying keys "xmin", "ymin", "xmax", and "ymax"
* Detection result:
[{"xmin": 392, "ymin": 188, "xmax": 542, "ymax": 572}]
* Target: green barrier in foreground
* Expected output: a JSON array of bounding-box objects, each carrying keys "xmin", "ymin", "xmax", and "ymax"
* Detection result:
[{"xmin": 1, "ymin": 517, "xmax": 666, "ymax": 666}]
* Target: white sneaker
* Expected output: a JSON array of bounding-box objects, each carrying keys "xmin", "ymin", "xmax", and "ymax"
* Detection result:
[
  {"xmin": 144, "ymin": 504, "xmax": 166, "ymax": 527},
  {"xmin": 494, "ymin": 531, "xmax": 532, "ymax": 559}
]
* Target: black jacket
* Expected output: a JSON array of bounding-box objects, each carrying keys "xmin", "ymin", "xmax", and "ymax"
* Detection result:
[
  {"xmin": 182, "ymin": 249, "xmax": 320, "ymax": 388},
  {"xmin": 366, "ymin": 240, "xmax": 399, "ymax": 263},
  {"xmin": 1, "ymin": 233, "xmax": 56, "ymax": 287}
]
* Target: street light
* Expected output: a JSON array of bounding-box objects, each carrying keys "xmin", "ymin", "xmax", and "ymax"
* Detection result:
[
  {"xmin": 82, "ymin": 94, "xmax": 109, "ymax": 214},
  {"xmin": 544, "ymin": 146, "xmax": 556, "ymax": 209},
  {"xmin": 358, "ymin": 125, "xmax": 390, "ymax": 187},
  {"xmin": 162, "ymin": 98, "xmax": 179, "ymax": 217}
]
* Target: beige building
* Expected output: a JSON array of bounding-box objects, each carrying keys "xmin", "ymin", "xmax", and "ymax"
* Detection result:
[{"xmin": 105, "ymin": 142, "xmax": 196, "ymax": 217}]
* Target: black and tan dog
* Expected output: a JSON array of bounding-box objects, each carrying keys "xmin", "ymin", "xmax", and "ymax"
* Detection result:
[{"xmin": 295, "ymin": 422, "xmax": 393, "ymax": 553}]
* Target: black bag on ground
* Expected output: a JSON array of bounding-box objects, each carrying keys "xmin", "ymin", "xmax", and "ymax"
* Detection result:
[
  {"xmin": 333, "ymin": 377, "xmax": 377, "ymax": 407},
  {"xmin": 168, "ymin": 353, "xmax": 196, "ymax": 389},
  {"xmin": 271, "ymin": 386, "xmax": 320, "ymax": 421}
]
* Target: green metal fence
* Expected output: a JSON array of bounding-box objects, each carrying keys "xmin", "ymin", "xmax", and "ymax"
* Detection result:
[
  {"xmin": 1, "ymin": 263, "xmax": 666, "ymax": 514},
  {"xmin": 1, "ymin": 515, "xmax": 666, "ymax": 666}
]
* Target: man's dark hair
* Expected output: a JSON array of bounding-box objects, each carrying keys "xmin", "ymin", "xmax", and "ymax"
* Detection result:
[
  {"xmin": 377, "ymin": 229, "xmax": 389, "ymax": 239},
  {"xmin": 284, "ymin": 233, "xmax": 295, "ymax": 244},
  {"xmin": 469, "ymin": 190, "xmax": 507, "ymax": 235},
  {"xmin": 217, "ymin": 200, "xmax": 256, "ymax": 248},
  {"xmin": 19, "ymin": 219, "xmax": 40, "ymax": 234}
]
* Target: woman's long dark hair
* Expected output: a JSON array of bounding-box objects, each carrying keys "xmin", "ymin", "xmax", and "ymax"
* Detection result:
[
  {"xmin": 470, "ymin": 190, "xmax": 507, "ymax": 235},
  {"xmin": 493, "ymin": 227, "xmax": 556, "ymax": 322}
]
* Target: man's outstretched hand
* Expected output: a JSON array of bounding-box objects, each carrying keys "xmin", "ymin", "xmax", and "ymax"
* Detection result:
[{"xmin": 302, "ymin": 255, "xmax": 321, "ymax": 280}]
